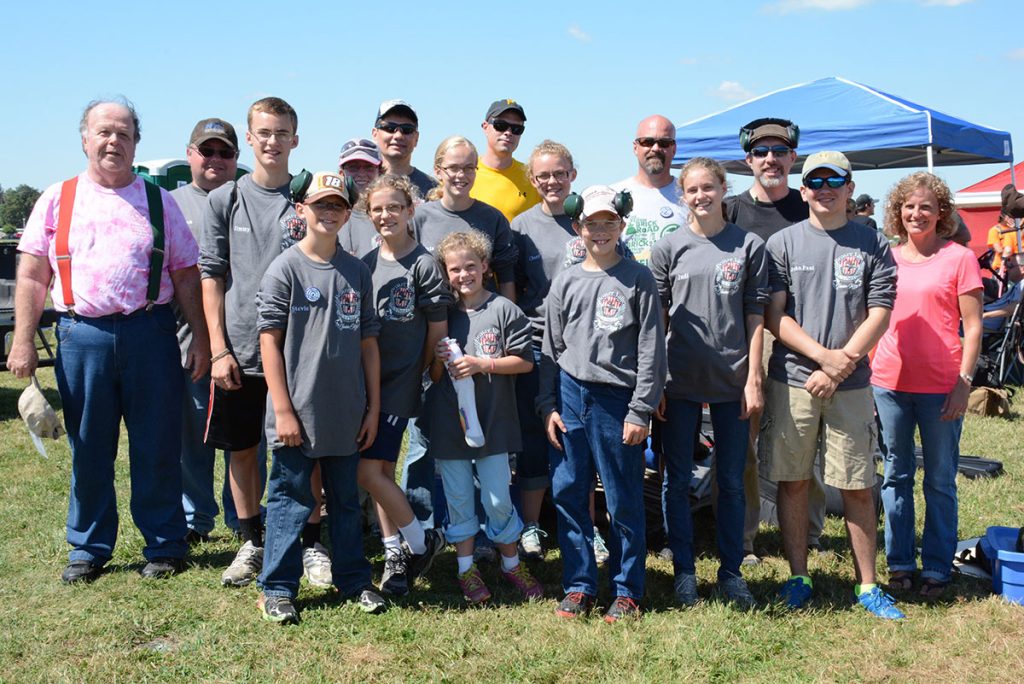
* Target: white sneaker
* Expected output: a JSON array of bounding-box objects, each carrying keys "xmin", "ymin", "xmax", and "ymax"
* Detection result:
[
  {"xmin": 302, "ymin": 542, "xmax": 333, "ymax": 588},
  {"xmin": 221, "ymin": 540, "xmax": 263, "ymax": 587}
]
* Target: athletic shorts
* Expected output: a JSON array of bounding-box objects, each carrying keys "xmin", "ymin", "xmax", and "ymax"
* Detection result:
[
  {"xmin": 205, "ymin": 373, "xmax": 267, "ymax": 451},
  {"xmin": 360, "ymin": 413, "xmax": 409, "ymax": 462}
]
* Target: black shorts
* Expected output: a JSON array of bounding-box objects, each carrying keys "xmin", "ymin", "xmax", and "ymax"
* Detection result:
[{"xmin": 205, "ymin": 373, "xmax": 267, "ymax": 451}]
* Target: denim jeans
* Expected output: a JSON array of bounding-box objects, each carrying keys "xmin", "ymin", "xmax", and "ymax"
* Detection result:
[
  {"xmin": 662, "ymin": 398, "xmax": 748, "ymax": 580},
  {"xmin": 514, "ymin": 346, "xmax": 552, "ymax": 492},
  {"xmin": 180, "ymin": 370, "xmax": 267, "ymax": 535},
  {"xmin": 873, "ymin": 387, "xmax": 961, "ymax": 582},
  {"xmin": 55, "ymin": 306, "xmax": 187, "ymax": 564},
  {"xmin": 550, "ymin": 371, "xmax": 646, "ymax": 600},
  {"xmin": 438, "ymin": 453, "xmax": 524, "ymax": 545},
  {"xmin": 259, "ymin": 447, "xmax": 370, "ymax": 598}
]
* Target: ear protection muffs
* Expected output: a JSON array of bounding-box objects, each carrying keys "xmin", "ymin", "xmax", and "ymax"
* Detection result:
[
  {"xmin": 739, "ymin": 117, "xmax": 800, "ymax": 152},
  {"xmin": 290, "ymin": 169, "xmax": 359, "ymax": 206},
  {"xmin": 563, "ymin": 189, "xmax": 633, "ymax": 222}
]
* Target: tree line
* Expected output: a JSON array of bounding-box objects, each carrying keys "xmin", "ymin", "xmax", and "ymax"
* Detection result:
[{"xmin": 0, "ymin": 184, "xmax": 42, "ymax": 236}]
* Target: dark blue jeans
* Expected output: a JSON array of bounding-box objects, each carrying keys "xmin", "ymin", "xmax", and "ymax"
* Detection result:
[
  {"xmin": 550, "ymin": 371, "xmax": 646, "ymax": 600},
  {"xmin": 662, "ymin": 398, "xmax": 748, "ymax": 580},
  {"xmin": 514, "ymin": 346, "xmax": 553, "ymax": 492},
  {"xmin": 259, "ymin": 447, "xmax": 370, "ymax": 598},
  {"xmin": 56, "ymin": 306, "xmax": 187, "ymax": 564}
]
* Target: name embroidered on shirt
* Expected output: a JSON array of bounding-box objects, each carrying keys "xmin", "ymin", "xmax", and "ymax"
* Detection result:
[
  {"xmin": 233, "ymin": 225, "xmax": 251, "ymax": 233},
  {"xmin": 792, "ymin": 264, "xmax": 815, "ymax": 272}
]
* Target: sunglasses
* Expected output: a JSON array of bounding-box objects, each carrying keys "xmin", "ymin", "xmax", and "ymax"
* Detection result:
[
  {"xmin": 376, "ymin": 121, "xmax": 417, "ymax": 135},
  {"xmin": 490, "ymin": 119, "xmax": 525, "ymax": 135},
  {"xmin": 194, "ymin": 145, "xmax": 236, "ymax": 160},
  {"xmin": 750, "ymin": 145, "xmax": 792, "ymax": 158},
  {"xmin": 803, "ymin": 176, "xmax": 849, "ymax": 190},
  {"xmin": 635, "ymin": 137, "xmax": 675, "ymax": 148}
]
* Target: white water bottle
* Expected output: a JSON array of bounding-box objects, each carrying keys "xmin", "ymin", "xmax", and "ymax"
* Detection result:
[{"xmin": 441, "ymin": 337, "xmax": 486, "ymax": 448}]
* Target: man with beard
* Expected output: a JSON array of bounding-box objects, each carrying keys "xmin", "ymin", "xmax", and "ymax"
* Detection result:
[{"xmin": 612, "ymin": 115, "xmax": 687, "ymax": 266}]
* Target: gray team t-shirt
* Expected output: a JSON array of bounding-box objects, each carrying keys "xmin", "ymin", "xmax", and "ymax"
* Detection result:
[
  {"xmin": 363, "ymin": 244, "xmax": 452, "ymax": 418},
  {"xmin": 199, "ymin": 174, "xmax": 304, "ymax": 374},
  {"xmin": 766, "ymin": 219, "xmax": 897, "ymax": 389},
  {"xmin": 256, "ymin": 246, "xmax": 380, "ymax": 457},
  {"xmin": 511, "ymin": 205, "xmax": 576, "ymax": 342},
  {"xmin": 423, "ymin": 294, "xmax": 532, "ymax": 460},
  {"xmin": 340, "ymin": 211, "xmax": 381, "ymax": 259},
  {"xmin": 171, "ymin": 183, "xmax": 210, "ymax": 366},
  {"xmin": 407, "ymin": 168, "xmax": 438, "ymax": 200},
  {"xmin": 649, "ymin": 223, "xmax": 769, "ymax": 403},
  {"xmin": 412, "ymin": 200, "xmax": 518, "ymax": 285},
  {"xmin": 539, "ymin": 259, "xmax": 667, "ymax": 425}
]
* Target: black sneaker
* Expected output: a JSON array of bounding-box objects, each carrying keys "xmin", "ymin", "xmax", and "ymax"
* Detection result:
[
  {"xmin": 258, "ymin": 594, "xmax": 299, "ymax": 625},
  {"xmin": 603, "ymin": 595, "xmax": 641, "ymax": 624},
  {"xmin": 555, "ymin": 591, "xmax": 595, "ymax": 618},
  {"xmin": 380, "ymin": 552, "xmax": 410, "ymax": 596},
  {"xmin": 406, "ymin": 529, "xmax": 446, "ymax": 585},
  {"xmin": 184, "ymin": 529, "xmax": 210, "ymax": 545},
  {"xmin": 140, "ymin": 557, "xmax": 185, "ymax": 579},
  {"xmin": 61, "ymin": 560, "xmax": 103, "ymax": 584},
  {"xmin": 346, "ymin": 586, "xmax": 387, "ymax": 614}
]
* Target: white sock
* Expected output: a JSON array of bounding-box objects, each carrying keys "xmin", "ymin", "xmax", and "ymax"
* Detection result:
[
  {"xmin": 457, "ymin": 554, "xmax": 474, "ymax": 575},
  {"xmin": 382, "ymin": 534, "xmax": 402, "ymax": 559},
  {"xmin": 400, "ymin": 521, "xmax": 426, "ymax": 555},
  {"xmin": 500, "ymin": 552, "xmax": 520, "ymax": 572}
]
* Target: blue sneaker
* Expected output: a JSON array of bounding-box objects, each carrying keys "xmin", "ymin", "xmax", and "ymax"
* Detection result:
[
  {"xmin": 857, "ymin": 587, "xmax": 905, "ymax": 620},
  {"xmin": 778, "ymin": 577, "xmax": 812, "ymax": 609}
]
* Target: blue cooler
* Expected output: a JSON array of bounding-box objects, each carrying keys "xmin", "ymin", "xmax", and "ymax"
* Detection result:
[{"xmin": 982, "ymin": 526, "xmax": 1024, "ymax": 604}]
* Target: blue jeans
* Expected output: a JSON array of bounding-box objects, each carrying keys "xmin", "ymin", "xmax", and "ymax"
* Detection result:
[
  {"xmin": 873, "ymin": 387, "xmax": 961, "ymax": 583},
  {"xmin": 179, "ymin": 371, "xmax": 267, "ymax": 534},
  {"xmin": 438, "ymin": 453, "xmax": 524, "ymax": 545},
  {"xmin": 550, "ymin": 372, "xmax": 646, "ymax": 600},
  {"xmin": 55, "ymin": 306, "xmax": 187, "ymax": 564},
  {"xmin": 514, "ymin": 346, "xmax": 552, "ymax": 492},
  {"xmin": 259, "ymin": 447, "xmax": 369, "ymax": 598},
  {"xmin": 662, "ymin": 398, "xmax": 748, "ymax": 580}
]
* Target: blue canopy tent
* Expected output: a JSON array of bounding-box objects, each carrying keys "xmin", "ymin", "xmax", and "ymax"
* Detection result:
[{"xmin": 674, "ymin": 76, "xmax": 1014, "ymax": 176}]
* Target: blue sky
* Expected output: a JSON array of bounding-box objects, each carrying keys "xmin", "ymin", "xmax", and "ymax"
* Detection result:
[{"xmin": 3, "ymin": 0, "xmax": 1019, "ymax": 209}]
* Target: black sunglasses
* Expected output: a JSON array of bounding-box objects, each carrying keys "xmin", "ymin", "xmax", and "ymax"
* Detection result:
[
  {"xmin": 376, "ymin": 121, "xmax": 417, "ymax": 135},
  {"xmin": 803, "ymin": 176, "xmax": 849, "ymax": 190},
  {"xmin": 635, "ymin": 137, "xmax": 675, "ymax": 148},
  {"xmin": 194, "ymin": 145, "xmax": 236, "ymax": 160},
  {"xmin": 490, "ymin": 119, "xmax": 525, "ymax": 135},
  {"xmin": 750, "ymin": 145, "xmax": 792, "ymax": 158}
]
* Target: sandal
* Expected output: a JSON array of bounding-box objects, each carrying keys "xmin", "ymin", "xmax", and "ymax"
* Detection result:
[
  {"xmin": 885, "ymin": 571, "xmax": 914, "ymax": 592},
  {"xmin": 919, "ymin": 578, "xmax": 950, "ymax": 599}
]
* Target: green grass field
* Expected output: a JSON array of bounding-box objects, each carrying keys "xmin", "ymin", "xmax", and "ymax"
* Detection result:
[{"xmin": 1, "ymin": 368, "xmax": 1022, "ymax": 683}]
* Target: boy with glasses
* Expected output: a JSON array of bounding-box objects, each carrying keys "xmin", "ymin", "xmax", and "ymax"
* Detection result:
[
  {"xmin": 371, "ymin": 100, "xmax": 437, "ymax": 199},
  {"xmin": 471, "ymin": 99, "xmax": 540, "ymax": 223},
  {"xmin": 761, "ymin": 151, "xmax": 903, "ymax": 619}
]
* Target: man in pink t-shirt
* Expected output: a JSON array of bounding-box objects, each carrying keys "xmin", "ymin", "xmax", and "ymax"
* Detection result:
[{"xmin": 7, "ymin": 99, "xmax": 210, "ymax": 584}]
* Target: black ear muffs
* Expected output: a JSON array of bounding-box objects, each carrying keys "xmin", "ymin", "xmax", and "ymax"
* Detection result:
[
  {"xmin": 290, "ymin": 169, "xmax": 359, "ymax": 207},
  {"xmin": 563, "ymin": 190, "xmax": 633, "ymax": 222},
  {"xmin": 739, "ymin": 117, "xmax": 800, "ymax": 152}
]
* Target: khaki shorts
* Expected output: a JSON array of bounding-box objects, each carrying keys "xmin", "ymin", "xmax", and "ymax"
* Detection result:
[{"xmin": 758, "ymin": 378, "xmax": 877, "ymax": 490}]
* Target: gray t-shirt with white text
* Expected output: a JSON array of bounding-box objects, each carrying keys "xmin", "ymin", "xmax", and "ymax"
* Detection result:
[{"xmin": 412, "ymin": 200, "xmax": 518, "ymax": 285}]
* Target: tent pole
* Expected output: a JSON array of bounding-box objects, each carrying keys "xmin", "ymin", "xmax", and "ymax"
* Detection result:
[
  {"xmin": 1013, "ymin": 160, "xmax": 1022, "ymax": 254},
  {"xmin": 926, "ymin": 145, "xmax": 934, "ymax": 172}
]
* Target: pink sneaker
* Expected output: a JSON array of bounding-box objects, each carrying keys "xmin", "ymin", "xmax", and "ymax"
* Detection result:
[
  {"xmin": 458, "ymin": 564, "xmax": 492, "ymax": 604},
  {"xmin": 501, "ymin": 563, "xmax": 543, "ymax": 600}
]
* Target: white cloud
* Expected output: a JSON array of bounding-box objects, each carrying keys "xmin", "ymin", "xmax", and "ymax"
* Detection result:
[
  {"xmin": 1007, "ymin": 48, "xmax": 1024, "ymax": 61},
  {"xmin": 762, "ymin": 0, "xmax": 871, "ymax": 13},
  {"xmin": 711, "ymin": 81, "xmax": 755, "ymax": 102},
  {"xmin": 567, "ymin": 24, "xmax": 590, "ymax": 43},
  {"xmin": 920, "ymin": 0, "xmax": 974, "ymax": 5}
]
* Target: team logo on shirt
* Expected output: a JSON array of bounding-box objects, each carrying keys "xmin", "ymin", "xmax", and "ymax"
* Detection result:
[
  {"xmin": 474, "ymin": 327, "xmax": 502, "ymax": 358},
  {"xmin": 304, "ymin": 286, "xmax": 321, "ymax": 303},
  {"xmin": 714, "ymin": 258, "xmax": 743, "ymax": 295},
  {"xmin": 594, "ymin": 290, "xmax": 626, "ymax": 332},
  {"xmin": 833, "ymin": 252, "xmax": 865, "ymax": 290},
  {"xmin": 564, "ymin": 237, "xmax": 587, "ymax": 267},
  {"xmin": 385, "ymin": 282, "xmax": 416, "ymax": 321},
  {"xmin": 335, "ymin": 287, "xmax": 361, "ymax": 331},
  {"xmin": 281, "ymin": 214, "xmax": 306, "ymax": 249}
]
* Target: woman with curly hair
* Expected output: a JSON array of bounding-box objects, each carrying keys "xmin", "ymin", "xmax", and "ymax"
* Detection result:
[{"xmin": 871, "ymin": 172, "xmax": 983, "ymax": 599}]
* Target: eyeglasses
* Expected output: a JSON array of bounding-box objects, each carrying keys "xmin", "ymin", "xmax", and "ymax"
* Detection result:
[
  {"xmin": 369, "ymin": 203, "xmax": 408, "ymax": 217},
  {"xmin": 440, "ymin": 164, "xmax": 477, "ymax": 176},
  {"xmin": 193, "ymin": 145, "xmax": 236, "ymax": 160},
  {"xmin": 250, "ymin": 129, "xmax": 294, "ymax": 143},
  {"xmin": 490, "ymin": 119, "xmax": 525, "ymax": 135},
  {"xmin": 803, "ymin": 176, "xmax": 849, "ymax": 190},
  {"xmin": 750, "ymin": 145, "xmax": 792, "ymax": 158},
  {"xmin": 635, "ymin": 137, "xmax": 675, "ymax": 148},
  {"xmin": 376, "ymin": 121, "xmax": 417, "ymax": 135},
  {"xmin": 533, "ymin": 170, "xmax": 570, "ymax": 182},
  {"xmin": 582, "ymin": 219, "xmax": 620, "ymax": 232}
]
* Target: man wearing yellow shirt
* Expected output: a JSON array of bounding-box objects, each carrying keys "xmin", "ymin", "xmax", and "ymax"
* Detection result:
[{"xmin": 471, "ymin": 99, "xmax": 540, "ymax": 222}]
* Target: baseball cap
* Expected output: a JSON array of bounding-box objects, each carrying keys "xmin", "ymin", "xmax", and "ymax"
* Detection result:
[
  {"xmin": 338, "ymin": 138, "xmax": 382, "ymax": 167},
  {"xmin": 579, "ymin": 185, "xmax": 622, "ymax": 220},
  {"xmin": 801, "ymin": 151, "xmax": 852, "ymax": 179},
  {"xmin": 742, "ymin": 117, "xmax": 797, "ymax": 149},
  {"xmin": 485, "ymin": 98, "xmax": 527, "ymax": 122},
  {"xmin": 188, "ymin": 118, "xmax": 238, "ymax": 149},
  {"xmin": 376, "ymin": 99, "xmax": 418, "ymax": 125},
  {"xmin": 855, "ymin": 193, "xmax": 877, "ymax": 209},
  {"xmin": 304, "ymin": 171, "xmax": 357, "ymax": 206},
  {"xmin": 18, "ymin": 378, "xmax": 64, "ymax": 440}
]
